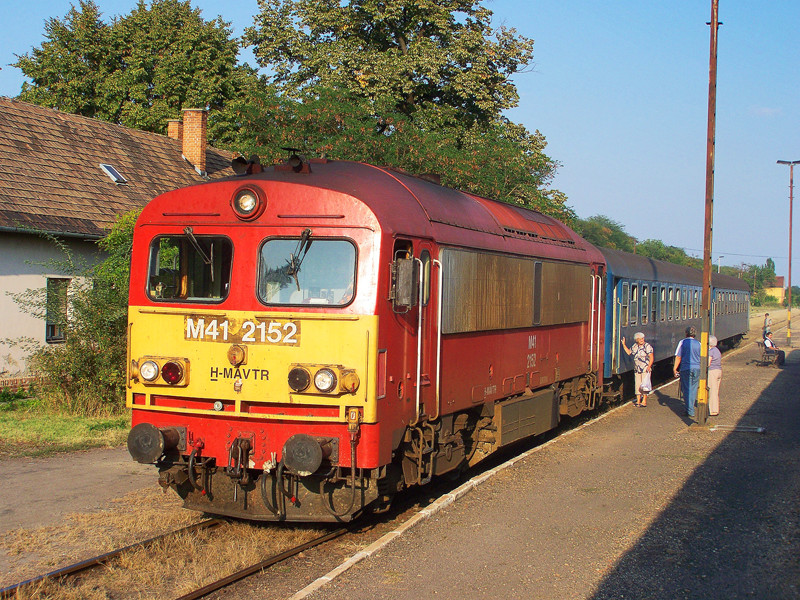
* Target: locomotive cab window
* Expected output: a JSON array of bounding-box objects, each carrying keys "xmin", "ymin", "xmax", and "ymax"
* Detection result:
[
  {"xmin": 147, "ymin": 234, "xmax": 232, "ymax": 302},
  {"xmin": 258, "ymin": 237, "xmax": 356, "ymax": 306}
]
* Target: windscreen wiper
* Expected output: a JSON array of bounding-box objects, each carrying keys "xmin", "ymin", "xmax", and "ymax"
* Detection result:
[
  {"xmin": 285, "ymin": 228, "xmax": 312, "ymax": 290},
  {"xmin": 184, "ymin": 226, "xmax": 214, "ymax": 282}
]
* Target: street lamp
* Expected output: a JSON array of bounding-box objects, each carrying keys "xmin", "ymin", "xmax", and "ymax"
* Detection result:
[
  {"xmin": 717, "ymin": 255, "xmax": 725, "ymax": 273},
  {"xmin": 777, "ymin": 159, "xmax": 799, "ymax": 347}
]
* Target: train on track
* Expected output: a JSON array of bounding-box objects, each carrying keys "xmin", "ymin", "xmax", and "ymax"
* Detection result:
[{"xmin": 126, "ymin": 156, "xmax": 750, "ymax": 522}]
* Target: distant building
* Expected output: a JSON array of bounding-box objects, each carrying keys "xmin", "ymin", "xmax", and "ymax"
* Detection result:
[
  {"xmin": 0, "ymin": 98, "xmax": 234, "ymax": 376},
  {"xmin": 765, "ymin": 276, "xmax": 786, "ymax": 304}
]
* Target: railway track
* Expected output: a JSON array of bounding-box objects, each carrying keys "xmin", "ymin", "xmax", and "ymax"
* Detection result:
[
  {"xmin": 0, "ymin": 518, "xmax": 224, "ymax": 599},
  {"xmin": 1, "ymin": 516, "xmax": 351, "ymax": 600}
]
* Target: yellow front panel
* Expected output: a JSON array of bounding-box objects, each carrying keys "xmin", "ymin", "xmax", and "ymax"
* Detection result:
[{"xmin": 127, "ymin": 307, "xmax": 379, "ymax": 423}]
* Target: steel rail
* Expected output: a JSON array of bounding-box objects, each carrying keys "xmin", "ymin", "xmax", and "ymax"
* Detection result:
[
  {"xmin": 0, "ymin": 518, "xmax": 225, "ymax": 599},
  {"xmin": 175, "ymin": 526, "xmax": 349, "ymax": 600}
]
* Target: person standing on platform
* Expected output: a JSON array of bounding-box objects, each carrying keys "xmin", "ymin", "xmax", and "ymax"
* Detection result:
[
  {"xmin": 621, "ymin": 333, "xmax": 654, "ymax": 407},
  {"xmin": 707, "ymin": 336, "xmax": 722, "ymax": 416},
  {"xmin": 673, "ymin": 326, "xmax": 701, "ymax": 418},
  {"xmin": 763, "ymin": 313, "xmax": 772, "ymax": 339}
]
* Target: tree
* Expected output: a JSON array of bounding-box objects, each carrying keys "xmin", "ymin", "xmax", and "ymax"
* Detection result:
[
  {"xmin": 573, "ymin": 215, "xmax": 635, "ymax": 252},
  {"xmin": 243, "ymin": 1, "xmax": 569, "ymax": 218},
  {"xmin": 244, "ymin": 0, "xmax": 534, "ymax": 125},
  {"xmin": 13, "ymin": 1, "xmax": 114, "ymax": 118},
  {"xmin": 14, "ymin": 0, "xmax": 249, "ymax": 135},
  {"xmin": 636, "ymin": 240, "xmax": 701, "ymax": 268}
]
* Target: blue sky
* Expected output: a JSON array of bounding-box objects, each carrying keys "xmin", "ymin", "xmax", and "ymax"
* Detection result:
[{"xmin": 2, "ymin": 1, "xmax": 799, "ymax": 280}]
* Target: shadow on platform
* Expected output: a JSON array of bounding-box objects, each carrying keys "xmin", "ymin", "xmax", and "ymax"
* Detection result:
[{"xmin": 590, "ymin": 349, "xmax": 800, "ymax": 599}]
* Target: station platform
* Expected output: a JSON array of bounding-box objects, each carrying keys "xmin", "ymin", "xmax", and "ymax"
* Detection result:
[{"xmin": 304, "ymin": 322, "xmax": 800, "ymax": 599}]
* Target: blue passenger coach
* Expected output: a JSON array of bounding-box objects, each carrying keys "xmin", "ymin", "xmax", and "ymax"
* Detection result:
[{"xmin": 600, "ymin": 248, "xmax": 750, "ymax": 379}]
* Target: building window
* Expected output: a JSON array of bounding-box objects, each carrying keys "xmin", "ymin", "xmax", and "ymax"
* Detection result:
[{"xmin": 46, "ymin": 278, "xmax": 70, "ymax": 343}]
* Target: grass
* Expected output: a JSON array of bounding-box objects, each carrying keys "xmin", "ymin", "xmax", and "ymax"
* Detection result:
[
  {"xmin": 0, "ymin": 396, "xmax": 129, "ymax": 458},
  {"xmin": 1, "ymin": 487, "xmax": 329, "ymax": 599}
]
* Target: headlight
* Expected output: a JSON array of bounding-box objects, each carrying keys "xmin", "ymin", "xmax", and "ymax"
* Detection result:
[
  {"xmin": 288, "ymin": 367, "xmax": 311, "ymax": 392},
  {"xmin": 314, "ymin": 368, "xmax": 337, "ymax": 393},
  {"xmin": 161, "ymin": 361, "xmax": 184, "ymax": 385},
  {"xmin": 231, "ymin": 187, "xmax": 266, "ymax": 220},
  {"xmin": 140, "ymin": 360, "xmax": 159, "ymax": 382}
]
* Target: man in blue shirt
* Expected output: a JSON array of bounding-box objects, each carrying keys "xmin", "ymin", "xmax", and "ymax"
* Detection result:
[{"xmin": 673, "ymin": 326, "xmax": 701, "ymax": 418}]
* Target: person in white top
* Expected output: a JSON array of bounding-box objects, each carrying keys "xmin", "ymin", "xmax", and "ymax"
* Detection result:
[{"xmin": 764, "ymin": 332, "xmax": 785, "ymax": 366}]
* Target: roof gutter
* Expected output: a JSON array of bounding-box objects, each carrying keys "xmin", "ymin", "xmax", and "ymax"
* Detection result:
[{"xmin": 0, "ymin": 225, "xmax": 104, "ymax": 241}]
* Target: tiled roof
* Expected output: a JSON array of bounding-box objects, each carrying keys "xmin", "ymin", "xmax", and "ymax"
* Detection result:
[{"xmin": 0, "ymin": 98, "xmax": 235, "ymax": 238}]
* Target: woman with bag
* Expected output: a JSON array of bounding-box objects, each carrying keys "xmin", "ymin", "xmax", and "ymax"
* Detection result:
[{"xmin": 621, "ymin": 332, "xmax": 654, "ymax": 407}]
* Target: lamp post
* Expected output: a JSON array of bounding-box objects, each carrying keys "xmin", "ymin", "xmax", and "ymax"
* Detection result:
[
  {"xmin": 717, "ymin": 255, "xmax": 725, "ymax": 273},
  {"xmin": 777, "ymin": 159, "xmax": 799, "ymax": 347}
]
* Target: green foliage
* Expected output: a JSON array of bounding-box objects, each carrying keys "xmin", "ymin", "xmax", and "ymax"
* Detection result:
[
  {"xmin": 573, "ymin": 215, "xmax": 635, "ymax": 252},
  {"xmin": 635, "ymin": 239, "xmax": 701, "ymax": 269},
  {"xmin": 239, "ymin": 0, "xmax": 570, "ymax": 219},
  {"xmin": 7, "ymin": 212, "xmax": 140, "ymax": 416},
  {"xmin": 245, "ymin": 0, "xmax": 534, "ymax": 125},
  {"xmin": 0, "ymin": 386, "xmax": 30, "ymax": 404},
  {"xmin": 14, "ymin": 0, "xmax": 250, "ymax": 135}
]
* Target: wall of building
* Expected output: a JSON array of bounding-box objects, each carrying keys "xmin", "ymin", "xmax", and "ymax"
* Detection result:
[{"xmin": 0, "ymin": 233, "xmax": 102, "ymax": 375}]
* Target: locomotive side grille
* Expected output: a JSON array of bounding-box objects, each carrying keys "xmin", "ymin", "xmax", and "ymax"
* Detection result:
[{"xmin": 441, "ymin": 248, "xmax": 592, "ymax": 334}]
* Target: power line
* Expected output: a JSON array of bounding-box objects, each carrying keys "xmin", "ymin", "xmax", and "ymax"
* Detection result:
[{"xmin": 680, "ymin": 248, "xmax": 786, "ymax": 260}]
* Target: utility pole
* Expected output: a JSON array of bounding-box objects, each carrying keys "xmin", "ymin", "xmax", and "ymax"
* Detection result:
[
  {"xmin": 777, "ymin": 159, "xmax": 799, "ymax": 347},
  {"xmin": 697, "ymin": 0, "xmax": 720, "ymax": 427}
]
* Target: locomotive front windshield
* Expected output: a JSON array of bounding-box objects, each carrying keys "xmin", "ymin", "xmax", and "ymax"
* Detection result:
[
  {"xmin": 258, "ymin": 237, "xmax": 356, "ymax": 305},
  {"xmin": 147, "ymin": 234, "xmax": 232, "ymax": 302}
]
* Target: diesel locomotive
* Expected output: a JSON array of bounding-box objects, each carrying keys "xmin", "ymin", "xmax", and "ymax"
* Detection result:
[{"xmin": 126, "ymin": 156, "xmax": 749, "ymax": 522}]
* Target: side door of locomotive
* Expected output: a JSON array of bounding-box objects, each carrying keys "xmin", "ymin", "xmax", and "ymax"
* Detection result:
[{"xmin": 390, "ymin": 239, "xmax": 439, "ymax": 423}]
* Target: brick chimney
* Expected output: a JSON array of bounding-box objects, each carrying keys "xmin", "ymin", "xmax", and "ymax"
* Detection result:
[
  {"xmin": 167, "ymin": 119, "xmax": 183, "ymax": 141},
  {"xmin": 182, "ymin": 108, "xmax": 207, "ymax": 176}
]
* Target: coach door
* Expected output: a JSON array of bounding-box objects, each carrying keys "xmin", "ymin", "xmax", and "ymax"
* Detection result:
[{"xmin": 390, "ymin": 240, "xmax": 440, "ymax": 424}]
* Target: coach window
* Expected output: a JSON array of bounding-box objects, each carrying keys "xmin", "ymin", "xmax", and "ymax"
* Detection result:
[
  {"xmin": 660, "ymin": 286, "xmax": 666, "ymax": 321},
  {"xmin": 258, "ymin": 237, "xmax": 356, "ymax": 306},
  {"xmin": 420, "ymin": 250, "xmax": 431, "ymax": 306},
  {"xmin": 667, "ymin": 288, "xmax": 673, "ymax": 320},
  {"xmin": 630, "ymin": 285, "xmax": 639, "ymax": 325},
  {"xmin": 621, "ymin": 283, "xmax": 630, "ymax": 327},
  {"xmin": 674, "ymin": 287, "xmax": 680, "ymax": 320},
  {"xmin": 148, "ymin": 235, "xmax": 232, "ymax": 302},
  {"xmin": 694, "ymin": 290, "xmax": 699, "ymax": 318},
  {"xmin": 651, "ymin": 285, "xmax": 658, "ymax": 323},
  {"xmin": 682, "ymin": 288, "xmax": 688, "ymax": 320},
  {"xmin": 641, "ymin": 285, "xmax": 649, "ymax": 325}
]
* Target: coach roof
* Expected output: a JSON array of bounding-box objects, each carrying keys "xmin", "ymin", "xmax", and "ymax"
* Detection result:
[{"xmin": 601, "ymin": 247, "xmax": 750, "ymax": 291}]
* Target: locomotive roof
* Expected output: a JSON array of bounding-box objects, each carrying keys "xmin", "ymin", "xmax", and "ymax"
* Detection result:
[
  {"xmin": 600, "ymin": 247, "xmax": 751, "ymax": 292},
  {"xmin": 226, "ymin": 159, "xmax": 604, "ymax": 264}
]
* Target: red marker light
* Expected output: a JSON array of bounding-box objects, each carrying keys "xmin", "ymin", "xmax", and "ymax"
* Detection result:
[{"xmin": 161, "ymin": 361, "xmax": 184, "ymax": 385}]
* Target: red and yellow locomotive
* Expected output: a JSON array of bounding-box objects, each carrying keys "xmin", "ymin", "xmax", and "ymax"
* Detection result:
[{"xmin": 126, "ymin": 157, "xmax": 606, "ymax": 521}]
